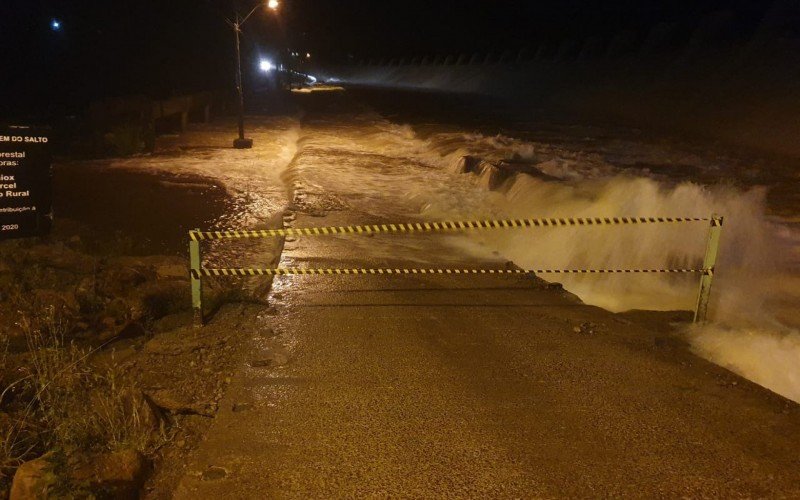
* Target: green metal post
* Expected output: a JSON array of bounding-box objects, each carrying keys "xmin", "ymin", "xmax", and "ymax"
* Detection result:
[
  {"xmin": 189, "ymin": 230, "xmax": 204, "ymax": 327},
  {"xmin": 693, "ymin": 215, "xmax": 723, "ymax": 323}
]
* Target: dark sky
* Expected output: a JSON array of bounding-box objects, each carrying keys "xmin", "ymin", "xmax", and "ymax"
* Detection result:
[
  {"xmin": 0, "ymin": 0, "xmax": 775, "ymax": 117},
  {"xmin": 285, "ymin": 0, "xmax": 770, "ymax": 57}
]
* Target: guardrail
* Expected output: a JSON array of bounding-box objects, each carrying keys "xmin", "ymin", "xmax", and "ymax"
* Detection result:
[{"xmin": 188, "ymin": 215, "xmax": 723, "ymax": 327}]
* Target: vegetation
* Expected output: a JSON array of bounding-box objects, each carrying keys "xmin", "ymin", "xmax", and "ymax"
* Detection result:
[{"xmin": 1, "ymin": 306, "xmax": 166, "ymax": 494}]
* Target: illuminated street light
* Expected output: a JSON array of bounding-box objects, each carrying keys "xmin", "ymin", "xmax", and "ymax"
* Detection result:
[
  {"xmin": 260, "ymin": 59, "xmax": 275, "ymax": 72},
  {"xmin": 50, "ymin": 19, "xmax": 61, "ymax": 31},
  {"xmin": 229, "ymin": 1, "xmax": 281, "ymax": 149}
]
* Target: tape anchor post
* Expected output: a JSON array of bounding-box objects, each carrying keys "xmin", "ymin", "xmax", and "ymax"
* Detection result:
[
  {"xmin": 693, "ymin": 214, "xmax": 723, "ymax": 323},
  {"xmin": 189, "ymin": 229, "xmax": 204, "ymax": 327}
]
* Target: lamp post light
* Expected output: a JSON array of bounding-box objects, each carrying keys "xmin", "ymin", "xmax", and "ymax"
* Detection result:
[{"xmin": 229, "ymin": 0, "xmax": 279, "ymax": 149}]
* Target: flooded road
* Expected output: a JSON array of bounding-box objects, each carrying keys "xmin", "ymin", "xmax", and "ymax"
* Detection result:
[
  {"xmin": 170, "ymin": 90, "xmax": 800, "ymax": 498},
  {"xmin": 51, "ymin": 88, "xmax": 800, "ymax": 496},
  {"xmin": 342, "ymin": 88, "xmax": 800, "ymax": 401},
  {"xmin": 59, "ymin": 88, "xmax": 800, "ymax": 404}
]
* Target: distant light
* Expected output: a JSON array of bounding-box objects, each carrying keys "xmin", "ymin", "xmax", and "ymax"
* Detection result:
[
  {"xmin": 267, "ymin": 0, "xmax": 279, "ymax": 10},
  {"xmin": 259, "ymin": 59, "xmax": 275, "ymax": 72},
  {"xmin": 306, "ymin": 53, "xmax": 311, "ymax": 59},
  {"xmin": 308, "ymin": 75, "xmax": 318, "ymax": 83},
  {"xmin": 50, "ymin": 19, "xmax": 61, "ymax": 31}
]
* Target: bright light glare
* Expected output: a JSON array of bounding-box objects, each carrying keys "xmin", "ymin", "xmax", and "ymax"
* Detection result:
[
  {"xmin": 51, "ymin": 19, "xmax": 61, "ymax": 31},
  {"xmin": 259, "ymin": 59, "xmax": 275, "ymax": 72},
  {"xmin": 306, "ymin": 53, "xmax": 311, "ymax": 59},
  {"xmin": 267, "ymin": 0, "xmax": 279, "ymax": 9}
]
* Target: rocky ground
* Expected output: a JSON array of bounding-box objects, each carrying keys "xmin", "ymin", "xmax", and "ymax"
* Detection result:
[
  {"xmin": 0, "ymin": 216, "xmax": 281, "ymax": 498},
  {"xmin": 0, "ymin": 112, "xmax": 289, "ymax": 500}
]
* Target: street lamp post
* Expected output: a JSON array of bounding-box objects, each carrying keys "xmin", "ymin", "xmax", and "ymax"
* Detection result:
[{"xmin": 229, "ymin": 0, "xmax": 279, "ymax": 149}]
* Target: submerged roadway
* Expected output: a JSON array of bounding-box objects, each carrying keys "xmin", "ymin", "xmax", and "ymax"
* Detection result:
[{"xmin": 166, "ymin": 90, "xmax": 800, "ymax": 498}]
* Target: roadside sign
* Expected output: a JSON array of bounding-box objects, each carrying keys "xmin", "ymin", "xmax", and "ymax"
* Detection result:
[{"xmin": 0, "ymin": 125, "xmax": 52, "ymax": 239}]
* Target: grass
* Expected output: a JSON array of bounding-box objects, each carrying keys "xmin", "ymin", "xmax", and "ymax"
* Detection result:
[
  {"xmin": 0, "ymin": 306, "xmax": 166, "ymax": 489},
  {"xmin": 0, "ymin": 336, "xmax": 39, "ymax": 483}
]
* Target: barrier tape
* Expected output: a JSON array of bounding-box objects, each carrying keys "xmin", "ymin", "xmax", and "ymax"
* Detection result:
[
  {"xmin": 192, "ymin": 267, "xmax": 711, "ymax": 278},
  {"xmin": 189, "ymin": 216, "xmax": 714, "ymax": 241}
]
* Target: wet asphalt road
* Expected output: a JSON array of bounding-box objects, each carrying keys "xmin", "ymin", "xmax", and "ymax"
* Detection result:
[
  {"xmin": 175, "ymin": 223, "xmax": 800, "ymax": 498},
  {"xmin": 173, "ymin": 93, "xmax": 800, "ymax": 498}
]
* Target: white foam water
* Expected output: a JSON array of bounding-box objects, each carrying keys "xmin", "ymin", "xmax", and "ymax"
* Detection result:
[
  {"xmin": 396, "ymin": 125, "xmax": 800, "ymax": 402},
  {"xmin": 117, "ymin": 109, "xmax": 800, "ymax": 403}
]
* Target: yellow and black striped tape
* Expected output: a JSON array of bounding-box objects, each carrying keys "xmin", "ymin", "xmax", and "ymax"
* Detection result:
[
  {"xmin": 191, "ymin": 267, "xmax": 711, "ymax": 278},
  {"xmin": 189, "ymin": 216, "xmax": 717, "ymax": 241}
]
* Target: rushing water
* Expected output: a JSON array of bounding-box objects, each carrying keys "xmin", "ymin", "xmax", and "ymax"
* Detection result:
[
  {"xmin": 286, "ymin": 91, "xmax": 800, "ymax": 402},
  {"xmin": 61, "ymin": 91, "xmax": 800, "ymax": 402}
]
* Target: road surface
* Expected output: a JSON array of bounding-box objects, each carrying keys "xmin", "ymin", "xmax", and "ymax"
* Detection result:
[{"xmin": 164, "ymin": 91, "xmax": 800, "ymax": 498}]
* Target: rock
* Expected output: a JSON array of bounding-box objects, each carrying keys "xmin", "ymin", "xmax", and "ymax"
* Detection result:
[
  {"xmin": 152, "ymin": 312, "xmax": 194, "ymax": 333},
  {"xmin": 104, "ymin": 280, "xmax": 184, "ymax": 324},
  {"xmin": 144, "ymin": 389, "xmax": 216, "ymax": 417},
  {"xmin": 133, "ymin": 281, "xmax": 188, "ymax": 320},
  {"xmin": 10, "ymin": 455, "xmax": 57, "ymax": 500},
  {"xmin": 201, "ymin": 466, "xmax": 228, "ymax": 481},
  {"xmin": 156, "ymin": 263, "xmax": 187, "ymax": 280},
  {"xmin": 25, "ymin": 245, "xmax": 96, "ymax": 274},
  {"xmin": 75, "ymin": 276, "xmax": 100, "ymax": 312},
  {"xmin": 250, "ymin": 350, "xmax": 289, "ymax": 368},
  {"xmin": 232, "ymin": 402, "xmax": 252, "ymax": 413},
  {"xmin": 32, "ymin": 289, "xmax": 80, "ymax": 318},
  {"xmin": 117, "ymin": 322, "xmax": 148, "ymax": 341},
  {"xmin": 100, "ymin": 316, "xmax": 118, "ymax": 329},
  {"xmin": 91, "ymin": 340, "xmax": 139, "ymax": 369},
  {"xmin": 72, "ymin": 449, "xmax": 148, "ymax": 499},
  {"xmin": 104, "ymin": 297, "xmax": 141, "ymax": 324},
  {"xmin": 97, "ymin": 266, "xmax": 149, "ymax": 297},
  {"xmin": 128, "ymin": 391, "xmax": 164, "ymax": 433}
]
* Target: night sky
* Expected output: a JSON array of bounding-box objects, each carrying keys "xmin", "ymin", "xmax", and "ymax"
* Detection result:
[{"xmin": 1, "ymin": 0, "xmax": 774, "ymax": 118}]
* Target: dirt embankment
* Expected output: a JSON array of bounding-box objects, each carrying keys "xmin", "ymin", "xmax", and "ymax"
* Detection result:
[{"xmin": 0, "ymin": 214, "xmax": 284, "ymax": 497}]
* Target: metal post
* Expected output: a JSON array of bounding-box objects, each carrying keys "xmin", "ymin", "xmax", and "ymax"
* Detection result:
[
  {"xmin": 234, "ymin": 21, "xmax": 245, "ymax": 142},
  {"xmin": 693, "ymin": 214, "xmax": 723, "ymax": 323},
  {"xmin": 189, "ymin": 230, "xmax": 204, "ymax": 327},
  {"xmin": 231, "ymin": 19, "xmax": 253, "ymax": 149}
]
